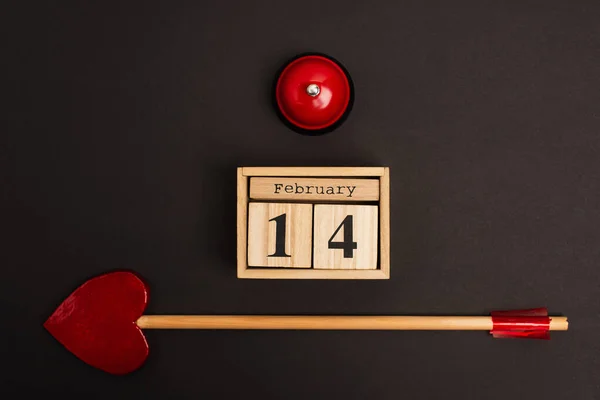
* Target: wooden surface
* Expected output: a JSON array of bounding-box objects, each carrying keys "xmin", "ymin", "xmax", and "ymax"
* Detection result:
[
  {"xmin": 247, "ymin": 202, "xmax": 312, "ymax": 268},
  {"xmin": 239, "ymin": 166, "xmax": 390, "ymax": 278},
  {"xmin": 379, "ymin": 167, "xmax": 391, "ymax": 277},
  {"xmin": 234, "ymin": 268, "xmax": 389, "ymax": 279},
  {"xmin": 136, "ymin": 315, "xmax": 569, "ymax": 331},
  {"xmin": 242, "ymin": 167, "xmax": 386, "ymax": 177},
  {"xmin": 313, "ymin": 204, "xmax": 378, "ymax": 269},
  {"xmin": 236, "ymin": 168, "xmax": 248, "ymax": 277},
  {"xmin": 249, "ymin": 177, "xmax": 380, "ymax": 201}
]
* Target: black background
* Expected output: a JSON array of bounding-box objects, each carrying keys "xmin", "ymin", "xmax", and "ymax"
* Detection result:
[{"xmin": 3, "ymin": 1, "xmax": 600, "ymax": 399}]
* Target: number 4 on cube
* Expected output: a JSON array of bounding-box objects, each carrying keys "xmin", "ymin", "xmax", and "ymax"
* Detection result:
[{"xmin": 314, "ymin": 205, "xmax": 378, "ymax": 270}]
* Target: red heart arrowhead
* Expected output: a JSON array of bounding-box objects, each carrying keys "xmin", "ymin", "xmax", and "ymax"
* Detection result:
[{"xmin": 44, "ymin": 271, "xmax": 149, "ymax": 375}]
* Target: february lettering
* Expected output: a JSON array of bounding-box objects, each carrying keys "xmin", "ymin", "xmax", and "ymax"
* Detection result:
[{"xmin": 273, "ymin": 183, "xmax": 356, "ymax": 197}]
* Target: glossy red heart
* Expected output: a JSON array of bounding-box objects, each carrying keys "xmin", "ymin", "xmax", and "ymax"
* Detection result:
[{"xmin": 44, "ymin": 271, "xmax": 149, "ymax": 375}]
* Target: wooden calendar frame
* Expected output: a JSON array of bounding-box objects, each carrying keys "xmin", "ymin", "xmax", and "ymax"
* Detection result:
[{"xmin": 237, "ymin": 166, "xmax": 390, "ymax": 279}]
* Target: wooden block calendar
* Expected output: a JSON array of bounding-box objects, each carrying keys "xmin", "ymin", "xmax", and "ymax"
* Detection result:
[{"xmin": 237, "ymin": 167, "xmax": 390, "ymax": 279}]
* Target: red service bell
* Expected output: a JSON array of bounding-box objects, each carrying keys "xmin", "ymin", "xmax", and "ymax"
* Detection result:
[{"xmin": 274, "ymin": 53, "xmax": 354, "ymax": 134}]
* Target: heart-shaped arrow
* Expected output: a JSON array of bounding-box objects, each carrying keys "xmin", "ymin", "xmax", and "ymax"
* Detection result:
[
  {"xmin": 45, "ymin": 271, "xmax": 569, "ymax": 375},
  {"xmin": 44, "ymin": 271, "xmax": 149, "ymax": 375}
]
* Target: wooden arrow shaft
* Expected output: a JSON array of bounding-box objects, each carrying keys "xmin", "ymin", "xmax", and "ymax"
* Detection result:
[{"xmin": 136, "ymin": 315, "xmax": 569, "ymax": 330}]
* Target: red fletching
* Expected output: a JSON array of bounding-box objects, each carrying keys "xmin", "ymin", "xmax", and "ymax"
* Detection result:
[
  {"xmin": 490, "ymin": 307, "xmax": 551, "ymax": 339},
  {"xmin": 44, "ymin": 271, "xmax": 149, "ymax": 374}
]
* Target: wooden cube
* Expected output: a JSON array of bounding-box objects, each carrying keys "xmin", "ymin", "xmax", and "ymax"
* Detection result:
[
  {"xmin": 313, "ymin": 205, "xmax": 378, "ymax": 270},
  {"xmin": 237, "ymin": 167, "xmax": 390, "ymax": 279},
  {"xmin": 247, "ymin": 203, "xmax": 312, "ymax": 268}
]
